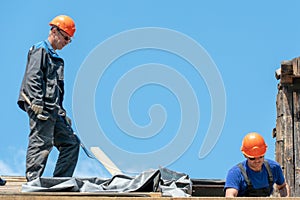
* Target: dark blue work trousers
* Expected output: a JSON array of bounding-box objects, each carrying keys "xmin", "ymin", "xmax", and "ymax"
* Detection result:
[{"xmin": 25, "ymin": 107, "xmax": 79, "ymax": 182}]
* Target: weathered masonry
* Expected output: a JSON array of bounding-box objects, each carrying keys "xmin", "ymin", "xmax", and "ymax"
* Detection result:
[{"xmin": 274, "ymin": 57, "xmax": 300, "ymax": 196}]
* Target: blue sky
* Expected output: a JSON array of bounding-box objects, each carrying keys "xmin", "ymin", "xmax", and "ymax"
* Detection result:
[{"xmin": 1, "ymin": 1, "xmax": 300, "ymax": 180}]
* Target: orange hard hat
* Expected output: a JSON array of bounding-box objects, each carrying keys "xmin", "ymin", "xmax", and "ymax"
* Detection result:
[
  {"xmin": 49, "ymin": 15, "xmax": 76, "ymax": 37},
  {"xmin": 241, "ymin": 132, "xmax": 267, "ymax": 158}
]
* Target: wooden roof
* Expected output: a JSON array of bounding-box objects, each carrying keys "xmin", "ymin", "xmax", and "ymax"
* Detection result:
[{"xmin": 1, "ymin": 176, "xmax": 299, "ymax": 200}]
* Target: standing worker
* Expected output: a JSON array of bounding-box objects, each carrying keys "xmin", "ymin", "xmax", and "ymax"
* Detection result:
[
  {"xmin": 17, "ymin": 15, "xmax": 80, "ymax": 182},
  {"xmin": 224, "ymin": 132, "xmax": 289, "ymax": 197}
]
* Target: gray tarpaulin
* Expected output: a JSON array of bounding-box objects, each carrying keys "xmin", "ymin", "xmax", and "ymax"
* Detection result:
[{"xmin": 22, "ymin": 168, "xmax": 192, "ymax": 197}]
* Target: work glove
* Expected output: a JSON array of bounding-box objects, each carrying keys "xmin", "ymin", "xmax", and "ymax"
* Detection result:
[
  {"xmin": 58, "ymin": 108, "xmax": 72, "ymax": 126},
  {"xmin": 31, "ymin": 104, "xmax": 43, "ymax": 115},
  {"xmin": 65, "ymin": 116, "xmax": 72, "ymax": 126}
]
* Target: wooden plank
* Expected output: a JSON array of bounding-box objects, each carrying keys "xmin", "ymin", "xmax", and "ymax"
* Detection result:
[
  {"xmin": 0, "ymin": 176, "xmax": 26, "ymax": 193},
  {"xmin": 293, "ymin": 57, "xmax": 300, "ymax": 196},
  {"xmin": 275, "ymin": 117, "xmax": 284, "ymax": 166},
  {"xmin": 292, "ymin": 57, "xmax": 300, "ymax": 75},
  {"xmin": 275, "ymin": 89, "xmax": 286, "ymax": 167},
  {"xmin": 293, "ymin": 91, "xmax": 300, "ymax": 196},
  {"xmin": 280, "ymin": 60, "xmax": 293, "ymax": 84},
  {"xmin": 1, "ymin": 177, "xmax": 300, "ymax": 199},
  {"xmin": 283, "ymin": 115, "xmax": 294, "ymax": 196},
  {"xmin": 90, "ymin": 147, "xmax": 123, "ymax": 176},
  {"xmin": 276, "ymin": 85, "xmax": 292, "ymax": 117},
  {"xmin": 275, "ymin": 83, "xmax": 294, "ymax": 196}
]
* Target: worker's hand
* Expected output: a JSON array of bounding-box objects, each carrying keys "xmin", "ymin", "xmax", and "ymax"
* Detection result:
[
  {"xmin": 31, "ymin": 104, "xmax": 43, "ymax": 115},
  {"xmin": 65, "ymin": 116, "xmax": 72, "ymax": 126}
]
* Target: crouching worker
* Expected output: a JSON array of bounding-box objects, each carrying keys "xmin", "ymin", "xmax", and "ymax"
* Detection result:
[{"xmin": 224, "ymin": 132, "xmax": 289, "ymax": 197}]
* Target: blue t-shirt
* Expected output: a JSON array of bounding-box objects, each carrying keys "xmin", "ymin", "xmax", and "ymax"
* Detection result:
[{"xmin": 224, "ymin": 159, "xmax": 285, "ymax": 196}]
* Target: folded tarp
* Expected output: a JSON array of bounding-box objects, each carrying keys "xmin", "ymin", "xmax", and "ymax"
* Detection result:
[{"xmin": 22, "ymin": 168, "xmax": 192, "ymax": 197}]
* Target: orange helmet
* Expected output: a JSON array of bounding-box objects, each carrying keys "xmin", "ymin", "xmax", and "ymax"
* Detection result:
[
  {"xmin": 241, "ymin": 132, "xmax": 267, "ymax": 158},
  {"xmin": 49, "ymin": 15, "xmax": 76, "ymax": 37}
]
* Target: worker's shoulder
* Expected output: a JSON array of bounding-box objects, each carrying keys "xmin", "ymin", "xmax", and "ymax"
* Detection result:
[
  {"xmin": 228, "ymin": 160, "xmax": 246, "ymax": 173},
  {"xmin": 264, "ymin": 158, "xmax": 282, "ymax": 169},
  {"xmin": 27, "ymin": 41, "xmax": 47, "ymax": 54},
  {"xmin": 32, "ymin": 40, "xmax": 48, "ymax": 50}
]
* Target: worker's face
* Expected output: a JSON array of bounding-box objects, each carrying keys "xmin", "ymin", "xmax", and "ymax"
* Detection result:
[
  {"xmin": 246, "ymin": 156, "xmax": 264, "ymax": 171},
  {"xmin": 54, "ymin": 28, "xmax": 71, "ymax": 50}
]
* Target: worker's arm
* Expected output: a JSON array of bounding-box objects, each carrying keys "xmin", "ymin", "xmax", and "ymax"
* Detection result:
[
  {"xmin": 277, "ymin": 182, "xmax": 289, "ymax": 197},
  {"xmin": 225, "ymin": 188, "xmax": 238, "ymax": 197}
]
